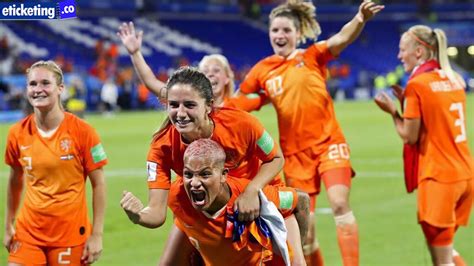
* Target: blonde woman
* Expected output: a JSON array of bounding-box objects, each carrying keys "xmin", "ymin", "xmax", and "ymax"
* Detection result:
[
  {"xmin": 375, "ymin": 25, "xmax": 472, "ymax": 266},
  {"xmin": 238, "ymin": 1, "xmax": 383, "ymax": 265},
  {"xmin": 117, "ymin": 22, "xmax": 266, "ymax": 112},
  {"xmin": 3, "ymin": 61, "xmax": 107, "ymax": 265}
]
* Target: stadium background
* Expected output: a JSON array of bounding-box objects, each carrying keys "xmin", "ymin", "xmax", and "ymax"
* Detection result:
[{"xmin": 0, "ymin": 0, "xmax": 473, "ymax": 265}]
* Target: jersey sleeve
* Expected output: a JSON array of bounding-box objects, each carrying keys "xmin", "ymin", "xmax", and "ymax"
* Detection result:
[
  {"xmin": 227, "ymin": 90, "xmax": 268, "ymax": 112},
  {"xmin": 4, "ymin": 126, "xmax": 20, "ymax": 167},
  {"xmin": 240, "ymin": 62, "xmax": 264, "ymax": 94},
  {"xmin": 146, "ymin": 137, "xmax": 173, "ymax": 189},
  {"xmin": 305, "ymin": 41, "xmax": 334, "ymax": 67},
  {"xmin": 82, "ymin": 124, "xmax": 108, "ymax": 173},
  {"xmin": 262, "ymin": 186, "xmax": 298, "ymax": 218},
  {"xmin": 403, "ymin": 81, "xmax": 421, "ymax": 119},
  {"xmin": 246, "ymin": 114, "xmax": 279, "ymax": 162}
]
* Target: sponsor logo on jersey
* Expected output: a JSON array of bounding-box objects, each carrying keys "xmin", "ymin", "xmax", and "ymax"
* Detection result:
[{"xmin": 20, "ymin": 145, "xmax": 31, "ymax": 150}]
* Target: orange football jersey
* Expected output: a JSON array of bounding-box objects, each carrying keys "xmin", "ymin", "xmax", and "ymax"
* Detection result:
[
  {"xmin": 146, "ymin": 107, "xmax": 283, "ymax": 189},
  {"xmin": 4, "ymin": 112, "xmax": 108, "ymax": 246},
  {"xmin": 169, "ymin": 177, "xmax": 297, "ymax": 266},
  {"xmin": 404, "ymin": 70, "xmax": 473, "ymax": 182},
  {"xmin": 240, "ymin": 42, "xmax": 347, "ymax": 155}
]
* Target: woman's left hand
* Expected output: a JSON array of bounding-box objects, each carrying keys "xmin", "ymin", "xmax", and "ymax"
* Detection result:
[{"xmin": 81, "ymin": 233, "xmax": 103, "ymax": 264}]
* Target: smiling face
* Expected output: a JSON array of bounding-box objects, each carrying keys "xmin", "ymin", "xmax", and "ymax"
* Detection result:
[
  {"xmin": 167, "ymin": 83, "xmax": 212, "ymax": 139},
  {"xmin": 269, "ymin": 16, "xmax": 301, "ymax": 58},
  {"xmin": 398, "ymin": 33, "xmax": 421, "ymax": 73},
  {"xmin": 183, "ymin": 156, "xmax": 227, "ymax": 213},
  {"xmin": 199, "ymin": 58, "xmax": 231, "ymax": 101},
  {"xmin": 27, "ymin": 67, "xmax": 64, "ymax": 111}
]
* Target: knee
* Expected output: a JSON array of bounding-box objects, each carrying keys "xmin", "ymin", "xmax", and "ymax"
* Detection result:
[{"xmin": 330, "ymin": 198, "xmax": 350, "ymax": 216}]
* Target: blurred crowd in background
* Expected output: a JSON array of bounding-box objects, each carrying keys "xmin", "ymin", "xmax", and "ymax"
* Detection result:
[{"xmin": 0, "ymin": 0, "xmax": 473, "ymax": 119}]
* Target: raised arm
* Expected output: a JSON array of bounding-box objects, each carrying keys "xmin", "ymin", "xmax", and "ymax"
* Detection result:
[
  {"xmin": 3, "ymin": 166, "xmax": 23, "ymax": 251},
  {"xmin": 117, "ymin": 22, "xmax": 166, "ymax": 100},
  {"xmin": 82, "ymin": 167, "xmax": 106, "ymax": 264},
  {"xmin": 120, "ymin": 188, "xmax": 169, "ymax": 228},
  {"xmin": 327, "ymin": 0, "xmax": 384, "ymax": 57}
]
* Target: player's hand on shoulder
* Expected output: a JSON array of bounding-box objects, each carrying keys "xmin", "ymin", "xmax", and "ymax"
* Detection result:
[
  {"xmin": 234, "ymin": 187, "xmax": 260, "ymax": 222},
  {"xmin": 120, "ymin": 190, "xmax": 144, "ymax": 224},
  {"xmin": 117, "ymin": 21, "xmax": 143, "ymax": 55}
]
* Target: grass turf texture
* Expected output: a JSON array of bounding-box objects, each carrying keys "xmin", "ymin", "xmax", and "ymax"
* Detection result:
[{"xmin": 1, "ymin": 95, "xmax": 473, "ymax": 265}]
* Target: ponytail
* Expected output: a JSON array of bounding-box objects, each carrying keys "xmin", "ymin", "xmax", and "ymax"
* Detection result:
[{"xmin": 433, "ymin": 29, "xmax": 465, "ymax": 88}]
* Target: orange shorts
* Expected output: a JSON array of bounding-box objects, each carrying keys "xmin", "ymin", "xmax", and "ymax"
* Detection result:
[
  {"xmin": 284, "ymin": 143, "xmax": 354, "ymax": 196},
  {"xmin": 8, "ymin": 236, "xmax": 87, "ymax": 266},
  {"xmin": 418, "ymin": 178, "xmax": 473, "ymax": 228}
]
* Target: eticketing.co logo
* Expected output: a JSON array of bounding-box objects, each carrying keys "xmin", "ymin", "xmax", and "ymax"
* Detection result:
[{"xmin": 0, "ymin": 0, "xmax": 77, "ymax": 20}]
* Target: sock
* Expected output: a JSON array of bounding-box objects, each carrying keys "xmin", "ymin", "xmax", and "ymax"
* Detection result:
[
  {"xmin": 453, "ymin": 249, "xmax": 466, "ymax": 266},
  {"xmin": 335, "ymin": 211, "xmax": 359, "ymax": 266}
]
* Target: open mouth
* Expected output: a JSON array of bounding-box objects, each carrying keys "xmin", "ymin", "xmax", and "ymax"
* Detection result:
[
  {"xmin": 275, "ymin": 41, "xmax": 286, "ymax": 48},
  {"xmin": 190, "ymin": 190, "xmax": 206, "ymax": 207},
  {"xmin": 32, "ymin": 95, "xmax": 47, "ymax": 100},
  {"xmin": 175, "ymin": 120, "xmax": 191, "ymax": 127}
]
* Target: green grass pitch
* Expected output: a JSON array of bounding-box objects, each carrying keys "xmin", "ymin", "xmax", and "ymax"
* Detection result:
[{"xmin": 1, "ymin": 95, "xmax": 473, "ymax": 265}]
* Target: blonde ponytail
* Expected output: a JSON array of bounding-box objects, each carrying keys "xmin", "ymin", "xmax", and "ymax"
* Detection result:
[
  {"xmin": 407, "ymin": 25, "xmax": 465, "ymax": 89},
  {"xmin": 433, "ymin": 28, "xmax": 465, "ymax": 88}
]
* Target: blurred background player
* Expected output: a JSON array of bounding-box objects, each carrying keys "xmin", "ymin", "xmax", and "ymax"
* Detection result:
[
  {"xmin": 3, "ymin": 60, "xmax": 107, "ymax": 265},
  {"xmin": 238, "ymin": 0, "xmax": 383, "ymax": 265},
  {"xmin": 374, "ymin": 25, "xmax": 473, "ymax": 266},
  {"xmin": 117, "ymin": 21, "xmax": 267, "ymax": 112},
  {"xmin": 169, "ymin": 138, "xmax": 310, "ymax": 265},
  {"xmin": 119, "ymin": 67, "xmax": 305, "ymax": 265}
]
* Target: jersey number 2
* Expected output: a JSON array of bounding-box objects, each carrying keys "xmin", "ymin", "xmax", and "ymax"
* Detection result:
[
  {"xmin": 58, "ymin": 247, "xmax": 71, "ymax": 264},
  {"xmin": 449, "ymin": 102, "xmax": 466, "ymax": 143}
]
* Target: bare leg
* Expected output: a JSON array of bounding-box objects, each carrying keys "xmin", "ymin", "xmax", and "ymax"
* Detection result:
[
  {"xmin": 158, "ymin": 224, "xmax": 198, "ymax": 266},
  {"xmin": 428, "ymin": 244, "xmax": 454, "ymax": 266},
  {"xmin": 285, "ymin": 214, "xmax": 306, "ymax": 266},
  {"xmin": 326, "ymin": 184, "xmax": 358, "ymax": 266}
]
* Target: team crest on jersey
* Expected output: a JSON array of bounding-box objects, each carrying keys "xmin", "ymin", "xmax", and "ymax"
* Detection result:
[{"xmin": 60, "ymin": 139, "xmax": 72, "ymax": 152}]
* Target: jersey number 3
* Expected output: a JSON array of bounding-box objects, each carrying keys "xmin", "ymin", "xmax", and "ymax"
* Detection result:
[{"xmin": 449, "ymin": 102, "xmax": 466, "ymax": 143}]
